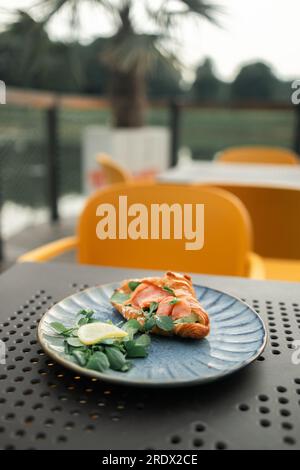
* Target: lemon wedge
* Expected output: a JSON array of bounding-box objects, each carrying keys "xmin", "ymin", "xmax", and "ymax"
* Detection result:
[{"xmin": 77, "ymin": 322, "xmax": 128, "ymax": 345}]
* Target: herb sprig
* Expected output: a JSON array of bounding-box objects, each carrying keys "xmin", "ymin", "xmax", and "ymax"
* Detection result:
[
  {"xmin": 139, "ymin": 297, "xmax": 200, "ymax": 333},
  {"xmin": 50, "ymin": 309, "xmax": 151, "ymax": 373},
  {"xmin": 141, "ymin": 301, "xmax": 174, "ymax": 332}
]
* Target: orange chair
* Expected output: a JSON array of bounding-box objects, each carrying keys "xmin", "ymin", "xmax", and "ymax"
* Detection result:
[
  {"xmin": 216, "ymin": 146, "xmax": 299, "ymax": 165},
  {"xmin": 213, "ymin": 185, "xmax": 300, "ymax": 282},
  {"xmin": 19, "ymin": 182, "xmax": 264, "ymax": 278},
  {"xmin": 97, "ymin": 153, "xmax": 132, "ymax": 184}
]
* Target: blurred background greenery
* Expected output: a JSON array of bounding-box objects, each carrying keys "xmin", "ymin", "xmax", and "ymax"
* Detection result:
[
  {"xmin": 0, "ymin": 2, "xmax": 297, "ymax": 241},
  {"xmin": 0, "ymin": 11, "xmax": 292, "ymax": 103}
]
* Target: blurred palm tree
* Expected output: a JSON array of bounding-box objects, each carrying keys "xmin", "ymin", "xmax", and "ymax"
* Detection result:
[
  {"xmin": 31, "ymin": 0, "xmax": 221, "ymax": 126},
  {"xmin": 0, "ymin": 11, "xmax": 50, "ymax": 87},
  {"xmin": 0, "ymin": 10, "xmax": 84, "ymax": 91}
]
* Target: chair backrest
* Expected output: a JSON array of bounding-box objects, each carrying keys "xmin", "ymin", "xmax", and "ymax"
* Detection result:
[
  {"xmin": 216, "ymin": 146, "xmax": 299, "ymax": 165},
  {"xmin": 97, "ymin": 153, "xmax": 132, "ymax": 184},
  {"xmin": 216, "ymin": 185, "xmax": 300, "ymax": 260},
  {"xmin": 77, "ymin": 182, "xmax": 253, "ymax": 276}
]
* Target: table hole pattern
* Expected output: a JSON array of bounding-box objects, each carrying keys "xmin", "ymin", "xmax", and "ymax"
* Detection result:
[
  {"xmin": 169, "ymin": 421, "xmax": 229, "ymax": 450},
  {"xmin": 235, "ymin": 299, "xmax": 300, "ymax": 448},
  {"xmin": 0, "ymin": 286, "xmax": 300, "ymax": 449}
]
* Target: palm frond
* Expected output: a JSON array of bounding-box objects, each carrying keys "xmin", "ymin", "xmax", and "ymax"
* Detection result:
[
  {"xmin": 178, "ymin": 0, "xmax": 224, "ymax": 24},
  {"xmin": 115, "ymin": 0, "xmax": 134, "ymax": 32},
  {"xmin": 102, "ymin": 32, "xmax": 165, "ymax": 75},
  {"xmin": 2, "ymin": 10, "xmax": 51, "ymax": 84},
  {"xmin": 31, "ymin": 0, "xmax": 113, "ymax": 24},
  {"xmin": 32, "ymin": 0, "xmax": 70, "ymax": 22},
  {"xmin": 154, "ymin": 0, "xmax": 224, "ymax": 29}
]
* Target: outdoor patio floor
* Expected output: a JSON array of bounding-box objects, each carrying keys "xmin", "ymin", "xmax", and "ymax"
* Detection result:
[{"xmin": 0, "ymin": 218, "xmax": 76, "ymax": 272}]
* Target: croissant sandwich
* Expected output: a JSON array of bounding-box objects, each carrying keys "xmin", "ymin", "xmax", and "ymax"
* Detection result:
[{"xmin": 110, "ymin": 271, "xmax": 210, "ymax": 339}]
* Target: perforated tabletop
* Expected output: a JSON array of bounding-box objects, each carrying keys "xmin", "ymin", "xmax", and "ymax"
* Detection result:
[{"xmin": 0, "ymin": 262, "xmax": 300, "ymax": 450}]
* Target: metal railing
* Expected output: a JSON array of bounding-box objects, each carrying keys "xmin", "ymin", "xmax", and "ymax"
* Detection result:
[{"xmin": 0, "ymin": 87, "xmax": 298, "ymax": 261}]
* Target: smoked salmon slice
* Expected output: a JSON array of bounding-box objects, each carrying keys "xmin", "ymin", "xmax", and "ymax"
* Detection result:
[{"xmin": 110, "ymin": 271, "xmax": 210, "ymax": 339}]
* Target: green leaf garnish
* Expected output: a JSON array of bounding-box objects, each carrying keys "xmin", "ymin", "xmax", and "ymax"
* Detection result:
[
  {"xmin": 110, "ymin": 291, "xmax": 131, "ymax": 304},
  {"xmin": 67, "ymin": 337, "xmax": 83, "ymax": 347},
  {"xmin": 169, "ymin": 298, "xmax": 180, "ymax": 305},
  {"xmin": 175, "ymin": 313, "xmax": 199, "ymax": 324},
  {"xmin": 86, "ymin": 351, "xmax": 110, "ymax": 372},
  {"xmin": 104, "ymin": 347, "xmax": 128, "ymax": 371},
  {"xmin": 72, "ymin": 350, "xmax": 88, "ymax": 367},
  {"xmin": 50, "ymin": 322, "xmax": 74, "ymax": 336},
  {"xmin": 64, "ymin": 341, "xmax": 71, "ymax": 355},
  {"xmin": 149, "ymin": 302, "xmax": 159, "ymax": 314},
  {"xmin": 128, "ymin": 281, "xmax": 141, "ymax": 292},
  {"xmin": 77, "ymin": 317, "xmax": 90, "ymax": 326},
  {"xmin": 135, "ymin": 334, "xmax": 151, "ymax": 348},
  {"xmin": 76, "ymin": 309, "xmax": 96, "ymax": 326},
  {"xmin": 50, "ymin": 307, "xmax": 151, "ymax": 375},
  {"xmin": 144, "ymin": 317, "xmax": 156, "ymax": 331},
  {"xmin": 77, "ymin": 309, "xmax": 94, "ymax": 317},
  {"xmin": 125, "ymin": 340, "xmax": 148, "ymax": 358},
  {"xmin": 155, "ymin": 315, "xmax": 174, "ymax": 332},
  {"xmin": 163, "ymin": 286, "xmax": 176, "ymax": 296},
  {"xmin": 122, "ymin": 319, "xmax": 141, "ymax": 336}
]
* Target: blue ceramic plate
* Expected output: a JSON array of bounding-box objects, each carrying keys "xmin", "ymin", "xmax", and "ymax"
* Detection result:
[{"xmin": 38, "ymin": 283, "xmax": 267, "ymax": 387}]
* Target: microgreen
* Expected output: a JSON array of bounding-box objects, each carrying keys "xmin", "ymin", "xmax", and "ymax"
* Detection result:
[
  {"xmin": 50, "ymin": 309, "xmax": 150, "ymax": 374},
  {"xmin": 72, "ymin": 350, "xmax": 88, "ymax": 367},
  {"xmin": 86, "ymin": 351, "xmax": 110, "ymax": 372},
  {"xmin": 155, "ymin": 315, "xmax": 174, "ymax": 332},
  {"xmin": 50, "ymin": 322, "xmax": 75, "ymax": 337},
  {"xmin": 163, "ymin": 286, "xmax": 176, "ymax": 296},
  {"xmin": 124, "ymin": 340, "xmax": 149, "ymax": 358},
  {"xmin": 174, "ymin": 313, "xmax": 199, "ymax": 324},
  {"xmin": 135, "ymin": 334, "xmax": 151, "ymax": 347},
  {"xmin": 128, "ymin": 281, "xmax": 141, "ymax": 291},
  {"xmin": 149, "ymin": 302, "xmax": 159, "ymax": 314},
  {"xmin": 110, "ymin": 291, "xmax": 131, "ymax": 304},
  {"xmin": 104, "ymin": 347, "xmax": 128, "ymax": 371},
  {"xmin": 144, "ymin": 317, "xmax": 156, "ymax": 331},
  {"xmin": 122, "ymin": 319, "xmax": 141, "ymax": 337},
  {"xmin": 66, "ymin": 337, "xmax": 83, "ymax": 347},
  {"xmin": 76, "ymin": 309, "xmax": 97, "ymax": 326}
]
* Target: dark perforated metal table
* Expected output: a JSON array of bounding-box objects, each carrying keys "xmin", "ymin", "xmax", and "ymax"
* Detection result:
[{"xmin": 0, "ymin": 262, "xmax": 300, "ymax": 450}]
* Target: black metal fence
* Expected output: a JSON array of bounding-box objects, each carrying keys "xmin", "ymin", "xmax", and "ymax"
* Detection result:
[{"xmin": 0, "ymin": 87, "xmax": 298, "ymax": 262}]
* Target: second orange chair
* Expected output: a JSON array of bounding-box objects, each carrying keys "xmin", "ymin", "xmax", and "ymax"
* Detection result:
[
  {"xmin": 19, "ymin": 182, "xmax": 264, "ymax": 278},
  {"xmin": 216, "ymin": 146, "xmax": 299, "ymax": 165}
]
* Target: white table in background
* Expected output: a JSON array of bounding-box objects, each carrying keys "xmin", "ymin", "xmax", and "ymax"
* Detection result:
[{"xmin": 158, "ymin": 162, "xmax": 300, "ymax": 189}]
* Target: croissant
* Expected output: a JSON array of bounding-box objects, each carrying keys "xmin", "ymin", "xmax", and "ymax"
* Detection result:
[{"xmin": 111, "ymin": 271, "xmax": 210, "ymax": 339}]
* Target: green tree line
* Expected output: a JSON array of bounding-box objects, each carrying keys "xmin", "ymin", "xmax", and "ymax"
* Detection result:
[{"xmin": 0, "ymin": 12, "xmax": 292, "ymax": 103}]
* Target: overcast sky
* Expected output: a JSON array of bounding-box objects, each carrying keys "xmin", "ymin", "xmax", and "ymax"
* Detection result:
[{"xmin": 1, "ymin": 0, "xmax": 300, "ymax": 82}]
